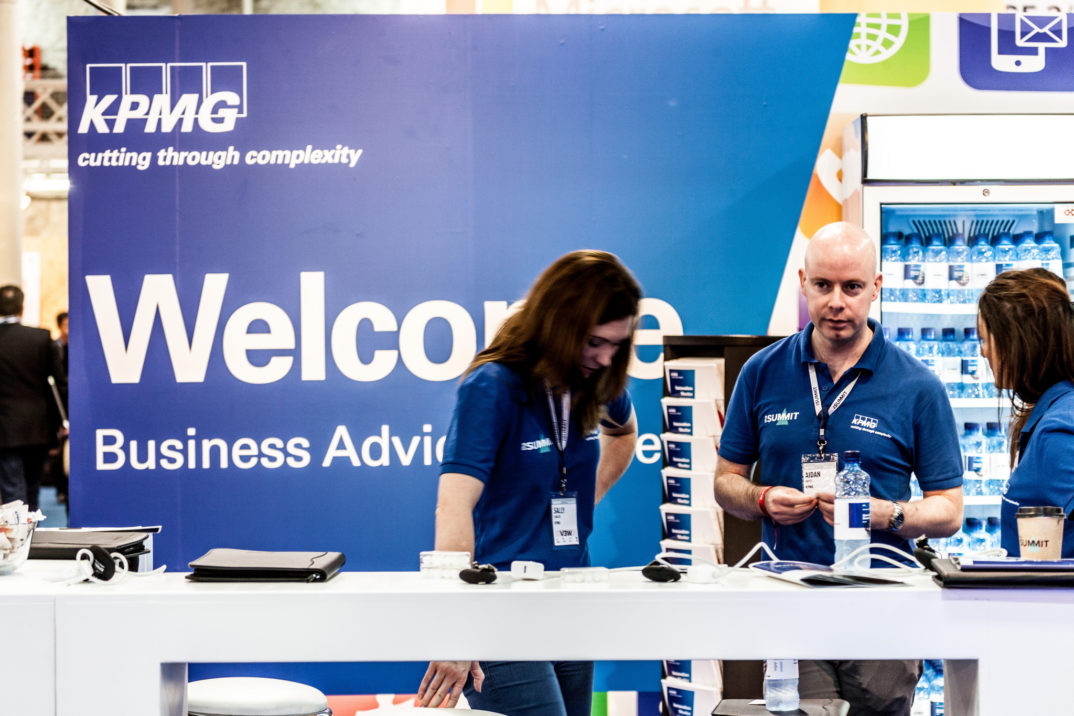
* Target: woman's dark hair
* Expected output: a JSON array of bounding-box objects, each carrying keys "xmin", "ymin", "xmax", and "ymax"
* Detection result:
[
  {"xmin": 470, "ymin": 250, "xmax": 641, "ymax": 432},
  {"xmin": 978, "ymin": 268, "xmax": 1074, "ymax": 465}
]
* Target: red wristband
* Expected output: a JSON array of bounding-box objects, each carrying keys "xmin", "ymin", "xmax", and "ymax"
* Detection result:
[{"xmin": 758, "ymin": 485, "xmax": 774, "ymax": 518}]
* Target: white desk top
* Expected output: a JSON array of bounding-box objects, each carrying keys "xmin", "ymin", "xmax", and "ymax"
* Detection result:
[{"xmin": 6, "ymin": 562, "xmax": 1074, "ymax": 715}]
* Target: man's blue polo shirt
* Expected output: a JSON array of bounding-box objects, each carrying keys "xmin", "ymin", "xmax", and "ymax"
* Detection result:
[
  {"xmin": 1001, "ymin": 380, "xmax": 1074, "ymax": 557},
  {"xmin": 719, "ymin": 318, "xmax": 963, "ymax": 562},
  {"xmin": 440, "ymin": 362, "xmax": 633, "ymax": 570}
]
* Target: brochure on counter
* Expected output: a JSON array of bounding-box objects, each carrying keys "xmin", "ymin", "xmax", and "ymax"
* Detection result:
[{"xmin": 749, "ymin": 560, "xmax": 910, "ymax": 588}]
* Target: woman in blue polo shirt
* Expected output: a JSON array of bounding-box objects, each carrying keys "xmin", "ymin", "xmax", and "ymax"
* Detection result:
[
  {"xmin": 978, "ymin": 268, "xmax": 1074, "ymax": 557},
  {"xmin": 417, "ymin": 250, "xmax": 640, "ymax": 716}
]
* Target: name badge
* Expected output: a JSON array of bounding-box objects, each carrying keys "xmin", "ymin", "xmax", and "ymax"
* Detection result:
[
  {"xmin": 551, "ymin": 493, "xmax": 580, "ymax": 549},
  {"xmin": 801, "ymin": 453, "xmax": 838, "ymax": 496}
]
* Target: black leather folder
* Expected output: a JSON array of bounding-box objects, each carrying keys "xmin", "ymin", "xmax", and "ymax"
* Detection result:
[
  {"xmin": 929, "ymin": 557, "xmax": 1074, "ymax": 588},
  {"xmin": 187, "ymin": 548, "xmax": 346, "ymax": 582},
  {"xmin": 29, "ymin": 529, "xmax": 151, "ymax": 561}
]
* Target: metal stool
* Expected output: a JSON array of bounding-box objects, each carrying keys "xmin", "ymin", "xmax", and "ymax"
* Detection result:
[
  {"xmin": 712, "ymin": 698, "xmax": 850, "ymax": 715},
  {"xmin": 187, "ymin": 677, "xmax": 331, "ymax": 716}
]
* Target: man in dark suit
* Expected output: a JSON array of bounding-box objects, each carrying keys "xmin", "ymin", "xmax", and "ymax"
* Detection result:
[{"xmin": 0, "ymin": 285, "xmax": 66, "ymax": 510}]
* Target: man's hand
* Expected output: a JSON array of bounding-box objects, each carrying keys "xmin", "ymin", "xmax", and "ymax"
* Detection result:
[
  {"xmin": 417, "ymin": 660, "xmax": 484, "ymax": 708},
  {"xmin": 764, "ymin": 486, "xmax": 818, "ymax": 525}
]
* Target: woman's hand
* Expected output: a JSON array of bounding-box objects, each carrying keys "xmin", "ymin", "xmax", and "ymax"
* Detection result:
[{"xmin": 417, "ymin": 660, "xmax": 484, "ymax": 707}]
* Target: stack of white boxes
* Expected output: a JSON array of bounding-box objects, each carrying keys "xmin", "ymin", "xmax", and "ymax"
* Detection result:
[
  {"xmin": 659, "ymin": 357, "xmax": 726, "ymax": 712},
  {"xmin": 661, "ymin": 660, "xmax": 724, "ymax": 716}
]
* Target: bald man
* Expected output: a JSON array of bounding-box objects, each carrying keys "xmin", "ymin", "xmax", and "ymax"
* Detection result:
[{"xmin": 714, "ymin": 222, "xmax": 963, "ymax": 715}]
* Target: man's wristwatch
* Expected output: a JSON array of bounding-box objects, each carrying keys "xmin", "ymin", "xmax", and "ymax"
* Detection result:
[{"xmin": 887, "ymin": 501, "xmax": 905, "ymax": 533}]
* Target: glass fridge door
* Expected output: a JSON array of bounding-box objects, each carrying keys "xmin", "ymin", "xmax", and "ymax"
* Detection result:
[{"xmin": 864, "ymin": 186, "xmax": 1074, "ymax": 555}]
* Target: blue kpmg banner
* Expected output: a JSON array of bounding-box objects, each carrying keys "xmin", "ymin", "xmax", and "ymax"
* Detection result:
[{"xmin": 68, "ymin": 14, "xmax": 853, "ymax": 691}]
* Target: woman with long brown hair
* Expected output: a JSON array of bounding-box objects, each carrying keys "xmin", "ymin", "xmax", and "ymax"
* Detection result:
[
  {"xmin": 417, "ymin": 250, "xmax": 641, "ymax": 715},
  {"xmin": 977, "ymin": 268, "xmax": 1074, "ymax": 557}
]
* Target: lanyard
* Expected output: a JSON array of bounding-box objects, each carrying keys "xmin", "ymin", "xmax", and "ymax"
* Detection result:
[
  {"xmin": 808, "ymin": 363, "xmax": 859, "ymax": 456},
  {"xmin": 546, "ymin": 387, "xmax": 571, "ymax": 494}
]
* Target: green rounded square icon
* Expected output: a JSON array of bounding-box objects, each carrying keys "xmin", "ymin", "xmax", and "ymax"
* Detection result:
[{"xmin": 840, "ymin": 13, "xmax": 930, "ymax": 87}]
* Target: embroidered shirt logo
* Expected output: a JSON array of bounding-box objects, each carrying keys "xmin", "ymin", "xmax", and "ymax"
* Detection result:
[
  {"xmin": 763, "ymin": 410, "xmax": 800, "ymax": 426},
  {"xmin": 521, "ymin": 434, "xmax": 553, "ymax": 453},
  {"xmin": 851, "ymin": 413, "xmax": 879, "ymax": 430}
]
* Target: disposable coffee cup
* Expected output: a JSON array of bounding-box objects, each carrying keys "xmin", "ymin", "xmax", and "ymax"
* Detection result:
[{"xmin": 1016, "ymin": 506, "xmax": 1065, "ymax": 560}]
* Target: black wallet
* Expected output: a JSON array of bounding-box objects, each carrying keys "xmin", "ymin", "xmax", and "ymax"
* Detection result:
[
  {"xmin": 187, "ymin": 548, "xmax": 346, "ymax": 582},
  {"xmin": 929, "ymin": 557, "xmax": 1074, "ymax": 588},
  {"xmin": 29, "ymin": 529, "xmax": 152, "ymax": 561}
]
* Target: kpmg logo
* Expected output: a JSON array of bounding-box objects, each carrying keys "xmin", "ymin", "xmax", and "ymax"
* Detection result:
[
  {"xmin": 851, "ymin": 413, "xmax": 879, "ymax": 430},
  {"xmin": 78, "ymin": 62, "xmax": 248, "ymax": 134},
  {"xmin": 763, "ymin": 410, "xmax": 800, "ymax": 426}
]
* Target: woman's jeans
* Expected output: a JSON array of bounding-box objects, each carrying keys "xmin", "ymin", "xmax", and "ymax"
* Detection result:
[{"xmin": 463, "ymin": 660, "xmax": 594, "ymax": 716}]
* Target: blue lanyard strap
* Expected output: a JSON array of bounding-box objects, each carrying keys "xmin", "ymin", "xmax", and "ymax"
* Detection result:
[
  {"xmin": 546, "ymin": 387, "xmax": 571, "ymax": 494},
  {"xmin": 808, "ymin": 363, "xmax": 859, "ymax": 456}
]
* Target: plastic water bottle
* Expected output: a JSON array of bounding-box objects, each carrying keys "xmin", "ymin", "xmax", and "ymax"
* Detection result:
[
  {"xmin": 930, "ymin": 662, "xmax": 945, "ymax": 716},
  {"xmin": 912, "ymin": 663, "xmax": 933, "ymax": 716},
  {"xmin": 881, "ymin": 232, "xmax": 905, "ymax": 303},
  {"xmin": 903, "ymin": 233, "xmax": 925, "ymax": 303},
  {"xmin": 994, "ymin": 232, "xmax": 1016, "ymax": 276},
  {"xmin": 923, "ymin": 234, "xmax": 947, "ymax": 304},
  {"xmin": 939, "ymin": 327, "xmax": 961, "ymax": 398},
  {"xmin": 764, "ymin": 659, "xmax": 800, "ymax": 712},
  {"xmin": 960, "ymin": 327, "xmax": 984, "ymax": 399},
  {"xmin": 969, "ymin": 233, "xmax": 994, "ymax": 304},
  {"xmin": 917, "ymin": 328, "xmax": 940, "ymax": 382},
  {"xmin": 895, "ymin": 327, "xmax": 916, "ymax": 355},
  {"xmin": 1038, "ymin": 231, "xmax": 1063, "ymax": 278},
  {"xmin": 946, "ymin": 233, "xmax": 969, "ymax": 304},
  {"xmin": 966, "ymin": 517, "xmax": 989, "ymax": 552},
  {"xmin": 834, "ymin": 450, "xmax": 871, "ymax": 566},
  {"xmin": 961, "ymin": 422, "xmax": 985, "ymax": 497},
  {"xmin": 1015, "ymin": 230, "xmax": 1040, "ymax": 271},
  {"xmin": 986, "ymin": 516, "xmax": 1001, "ymax": 549},
  {"xmin": 985, "ymin": 421, "xmax": 1009, "ymax": 496}
]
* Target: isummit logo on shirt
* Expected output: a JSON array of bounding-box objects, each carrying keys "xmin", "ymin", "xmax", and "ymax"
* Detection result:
[
  {"xmin": 521, "ymin": 435, "xmax": 553, "ymax": 453},
  {"xmin": 763, "ymin": 410, "xmax": 800, "ymax": 426}
]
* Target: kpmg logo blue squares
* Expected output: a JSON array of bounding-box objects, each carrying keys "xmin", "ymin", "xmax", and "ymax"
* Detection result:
[
  {"xmin": 959, "ymin": 12, "xmax": 1074, "ymax": 91},
  {"xmin": 79, "ymin": 61, "xmax": 248, "ymax": 133}
]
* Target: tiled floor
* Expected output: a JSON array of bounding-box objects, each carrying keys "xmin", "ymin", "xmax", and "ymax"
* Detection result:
[{"xmin": 39, "ymin": 486, "xmax": 69, "ymax": 528}]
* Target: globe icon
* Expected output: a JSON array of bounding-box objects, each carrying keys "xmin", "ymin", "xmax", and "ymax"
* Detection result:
[{"xmin": 847, "ymin": 13, "xmax": 910, "ymax": 65}]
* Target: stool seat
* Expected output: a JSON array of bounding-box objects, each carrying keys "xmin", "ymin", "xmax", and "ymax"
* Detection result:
[{"xmin": 188, "ymin": 677, "xmax": 330, "ymax": 716}]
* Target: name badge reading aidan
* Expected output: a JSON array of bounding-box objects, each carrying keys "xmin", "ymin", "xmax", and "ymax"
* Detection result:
[
  {"xmin": 551, "ymin": 493, "xmax": 580, "ymax": 549},
  {"xmin": 801, "ymin": 453, "xmax": 838, "ymax": 496}
]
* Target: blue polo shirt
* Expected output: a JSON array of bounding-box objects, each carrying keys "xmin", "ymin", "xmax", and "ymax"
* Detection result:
[
  {"xmin": 440, "ymin": 362, "xmax": 633, "ymax": 570},
  {"xmin": 719, "ymin": 319, "xmax": 963, "ymax": 563},
  {"xmin": 1001, "ymin": 380, "xmax": 1074, "ymax": 557}
]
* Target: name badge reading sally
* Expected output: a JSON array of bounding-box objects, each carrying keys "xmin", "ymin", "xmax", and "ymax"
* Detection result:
[
  {"xmin": 801, "ymin": 453, "xmax": 838, "ymax": 496},
  {"xmin": 551, "ymin": 493, "xmax": 580, "ymax": 549}
]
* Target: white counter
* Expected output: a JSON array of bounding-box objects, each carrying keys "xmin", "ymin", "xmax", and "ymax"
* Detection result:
[{"xmin": 8, "ymin": 564, "xmax": 1074, "ymax": 715}]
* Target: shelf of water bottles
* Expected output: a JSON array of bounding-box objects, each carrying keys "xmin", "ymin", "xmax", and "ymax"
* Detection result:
[
  {"xmin": 880, "ymin": 228, "xmax": 1065, "ymax": 310},
  {"xmin": 908, "ymin": 418, "xmax": 1010, "ymax": 498}
]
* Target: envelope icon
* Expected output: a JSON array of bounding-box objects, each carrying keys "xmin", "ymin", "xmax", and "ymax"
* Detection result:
[{"xmin": 1016, "ymin": 13, "xmax": 1068, "ymax": 48}]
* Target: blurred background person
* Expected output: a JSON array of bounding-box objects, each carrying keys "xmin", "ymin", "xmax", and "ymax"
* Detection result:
[
  {"xmin": 0, "ymin": 285, "xmax": 66, "ymax": 510},
  {"xmin": 47, "ymin": 310, "xmax": 70, "ymax": 506}
]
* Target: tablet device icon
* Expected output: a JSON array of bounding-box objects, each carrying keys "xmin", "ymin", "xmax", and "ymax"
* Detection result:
[{"xmin": 991, "ymin": 12, "xmax": 1045, "ymax": 73}]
